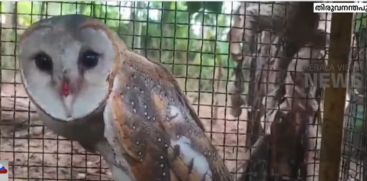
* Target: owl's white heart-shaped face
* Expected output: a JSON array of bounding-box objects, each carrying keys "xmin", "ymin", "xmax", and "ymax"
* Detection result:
[{"xmin": 19, "ymin": 15, "xmax": 116, "ymax": 122}]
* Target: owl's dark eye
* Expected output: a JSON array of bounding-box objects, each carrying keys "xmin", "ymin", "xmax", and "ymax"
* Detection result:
[
  {"xmin": 34, "ymin": 52, "xmax": 53, "ymax": 72},
  {"xmin": 79, "ymin": 50, "xmax": 100, "ymax": 69}
]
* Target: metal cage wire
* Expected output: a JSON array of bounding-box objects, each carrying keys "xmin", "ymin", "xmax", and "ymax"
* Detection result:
[
  {"xmin": 341, "ymin": 13, "xmax": 367, "ymax": 181},
  {"xmin": 0, "ymin": 2, "xmax": 243, "ymax": 180},
  {"xmin": 0, "ymin": 1, "xmax": 365, "ymax": 181}
]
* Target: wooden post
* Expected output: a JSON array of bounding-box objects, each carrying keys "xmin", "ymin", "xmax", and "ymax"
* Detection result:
[{"xmin": 318, "ymin": 13, "xmax": 353, "ymax": 181}]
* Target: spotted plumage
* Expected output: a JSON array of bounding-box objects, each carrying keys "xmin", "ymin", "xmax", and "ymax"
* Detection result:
[
  {"xmin": 19, "ymin": 14, "xmax": 232, "ymax": 181},
  {"xmin": 105, "ymin": 51, "xmax": 232, "ymax": 181}
]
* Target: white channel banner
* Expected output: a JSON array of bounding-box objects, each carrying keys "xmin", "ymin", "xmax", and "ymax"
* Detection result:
[{"xmin": 314, "ymin": 3, "xmax": 367, "ymax": 13}]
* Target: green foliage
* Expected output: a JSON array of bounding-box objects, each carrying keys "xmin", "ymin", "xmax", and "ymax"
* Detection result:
[
  {"xmin": 186, "ymin": 2, "xmax": 223, "ymax": 15},
  {"xmin": 3, "ymin": 1, "xmax": 233, "ymax": 91},
  {"xmin": 355, "ymin": 13, "xmax": 367, "ymax": 47},
  {"xmin": 355, "ymin": 13, "xmax": 367, "ymax": 31}
]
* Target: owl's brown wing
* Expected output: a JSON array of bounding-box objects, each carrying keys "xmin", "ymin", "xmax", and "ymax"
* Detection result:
[
  {"xmin": 104, "ymin": 50, "xmax": 232, "ymax": 181},
  {"xmin": 149, "ymin": 60, "xmax": 206, "ymax": 132}
]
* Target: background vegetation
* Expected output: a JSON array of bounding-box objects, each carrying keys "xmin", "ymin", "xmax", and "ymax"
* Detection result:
[{"xmin": 0, "ymin": 1, "xmax": 241, "ymax": 103}]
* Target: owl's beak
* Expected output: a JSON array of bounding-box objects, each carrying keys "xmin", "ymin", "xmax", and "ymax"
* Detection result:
[
  {"xmin": 62, "ymin": 81, "xmax": 72, "ymax": 96},
  {"xmin": 61, "ymin": 81, "xmax": 74, "ymax": 118}
]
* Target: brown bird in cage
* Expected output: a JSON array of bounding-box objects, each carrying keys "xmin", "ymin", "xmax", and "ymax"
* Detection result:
[{"xmin": 18, "ymin": 15, "xmax": 232, "ymax": 181}]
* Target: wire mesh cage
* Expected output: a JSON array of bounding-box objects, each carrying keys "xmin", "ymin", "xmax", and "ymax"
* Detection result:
[
  {"xmin": 341, "ymin": 13, "xmax": 367, "ymax": 181},
  {"xmin": 1, "ymin": 1, "xmax": 243, "ymax": 180},
  {"xmin": 0, "ymin": 1, "xmax": 364, "ymax": 181}
]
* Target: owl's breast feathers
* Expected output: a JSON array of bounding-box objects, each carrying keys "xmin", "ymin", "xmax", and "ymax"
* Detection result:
[{"xmin": 106, "ymin": 50, "xmax": 232, "ymax": 181}]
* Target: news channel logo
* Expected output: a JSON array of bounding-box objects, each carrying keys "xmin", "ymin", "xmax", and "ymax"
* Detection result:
[{"xmin": 0, "ymin": 161, "xmax": 8, "ymax": 181}]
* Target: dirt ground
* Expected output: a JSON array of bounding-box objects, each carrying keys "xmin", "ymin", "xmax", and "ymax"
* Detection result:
[{"xmin": 1, "ymin": 83, "xmax": 248, "ymax": 181}]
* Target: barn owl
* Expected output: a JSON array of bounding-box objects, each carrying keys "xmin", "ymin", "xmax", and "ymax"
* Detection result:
[{"xmin": 19, "ymin": 15, "xmax": 232, "ymax": 181}]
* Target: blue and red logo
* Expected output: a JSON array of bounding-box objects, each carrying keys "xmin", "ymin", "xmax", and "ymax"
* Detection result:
[{"xmin": 0, "ymin": 163, "xmax": 7, "ymax": 174}]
